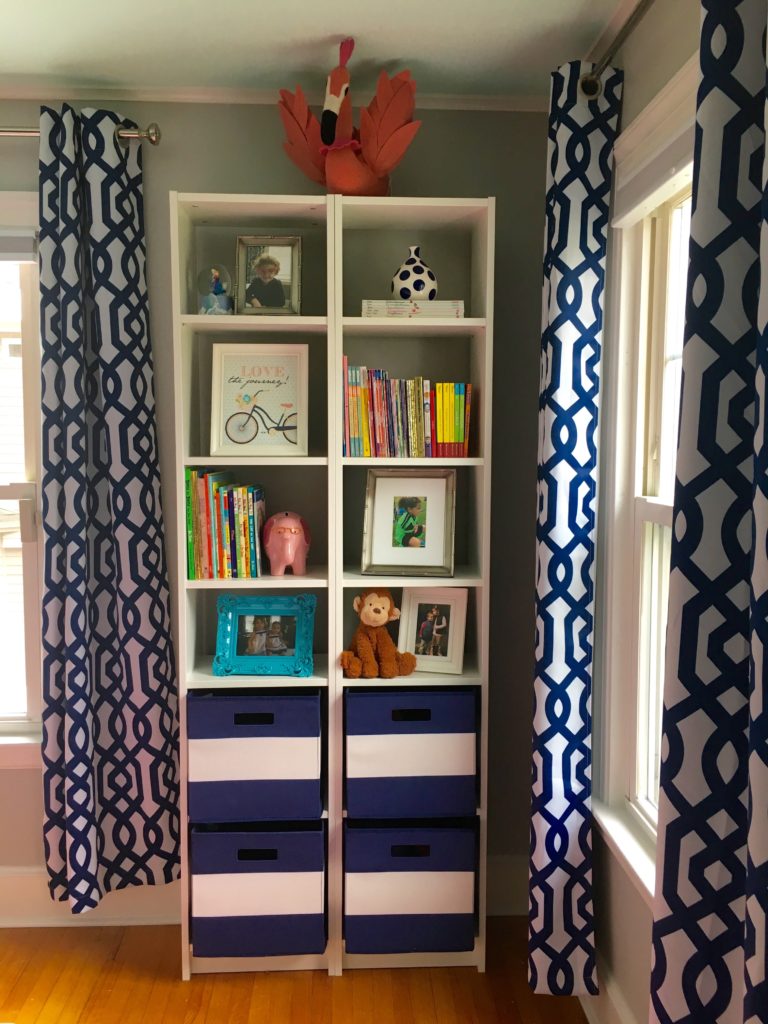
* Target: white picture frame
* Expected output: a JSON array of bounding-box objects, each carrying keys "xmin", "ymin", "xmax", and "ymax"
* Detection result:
[
  {"xmin": 209, "ymin": 342, "xmax": 308, "ymax": 457},
  {"xmin": 361, "ymin": 469, "xmax": 456, "ymax": 576},
  {"xmin": 398, "ymin": 587, "xmax": 468, "ymax": 675}
]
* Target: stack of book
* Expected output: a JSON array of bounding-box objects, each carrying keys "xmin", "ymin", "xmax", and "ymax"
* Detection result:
[
  {"xmin": 361, "ymin": 299, "xmax": 464, "ymax": 318},
  {"xmin": 342, "ymin": 361, "xmax": 473, "ymax": 458},
  {"xmin": 185, "ymin": 469, "xmax": 266, "ymax": 579}
]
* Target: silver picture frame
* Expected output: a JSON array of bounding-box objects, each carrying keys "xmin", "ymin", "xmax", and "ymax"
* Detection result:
[
  {"xmin": 361, "ymin": 468, "xmax": 456, "ymax": 576},
  {"xmin": 235, "ymin": 234, "xmax": 302, "ymax": 315}
]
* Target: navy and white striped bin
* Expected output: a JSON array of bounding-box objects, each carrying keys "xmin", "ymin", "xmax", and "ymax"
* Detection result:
[
  {"xmin": 191, "ymin": 825, "xmax": 326, "ymax": 957},
  {"xmin": 345, "ymin": 690, "xmax": 477, "ymax": 818},
  {"xmin": 344, "ymin": 822, "xmax": 476, "ymax": 953},
  {"xmin": 187, "ymin": 692, "xmax": 322, "ymax": 822}
]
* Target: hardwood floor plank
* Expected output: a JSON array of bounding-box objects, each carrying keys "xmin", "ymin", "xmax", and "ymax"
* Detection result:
[{"xmin": 0, "ymin": 919, "xmax": 587, "ymax": 1024}]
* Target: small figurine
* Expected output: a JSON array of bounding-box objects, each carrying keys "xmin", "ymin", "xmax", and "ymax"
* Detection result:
[
  {"xmin": 197, "ymin": 264, "xmax": 233, "ymax": 315},
  {"xmin": 262, "ymin": 511, "xmax": 311, "ymax": 576},
  {"xmin": 340, "ymin": 588, "xmax": 417, "ymax": 679}
]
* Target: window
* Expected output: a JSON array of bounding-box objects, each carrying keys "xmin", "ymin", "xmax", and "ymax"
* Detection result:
[
  {"xmin": 0, "ymin": 259, "xmax": 41, "ymax": 723},
  {"xmin": 632, "ymin": 189, "xmax": 690, "ymax": 826},
  {"xmin": 599, "ymin": 167, "xmax": 693, "ymax": 842}
]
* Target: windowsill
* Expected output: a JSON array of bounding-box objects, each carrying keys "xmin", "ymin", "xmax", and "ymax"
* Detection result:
[
  {"xmin": 592, "ymin": 798, "xmax": 655, "ymax": 911},
  {"xmin": 0, "ymin": 723, "xmax": 42, "ymax": 769}
]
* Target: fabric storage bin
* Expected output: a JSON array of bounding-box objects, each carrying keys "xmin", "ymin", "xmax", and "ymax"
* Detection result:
[
  {"xmin": 187, "ymin": 692, "xmax": 322, "ymax": 822},
  {"xmin": 190, "ymin": 824, "xmax": 327, "ymax": 957},
  {"xmin": 345, "ymin": 689, "xmax": 476, "ymax": 818},
  {"xmin": 344, "ymin": 821, "xmax": 476, "ymax": 953}
]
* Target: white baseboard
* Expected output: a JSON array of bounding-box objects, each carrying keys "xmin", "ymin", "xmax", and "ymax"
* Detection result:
[
  {"xmin": 0, "ymin": 866, "xmax": 181, "ymax": 926},
  {"xmin": 579, "ymin": 959, "xmax": 640, "ymax": 1024}
]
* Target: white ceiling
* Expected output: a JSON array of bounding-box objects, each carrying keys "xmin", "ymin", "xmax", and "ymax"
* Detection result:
[{"xmin": 0, "ymin": 0, "xmax": 624, "ymax": 106}]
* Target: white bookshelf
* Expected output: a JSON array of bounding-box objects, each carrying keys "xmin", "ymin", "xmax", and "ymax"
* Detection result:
[{"xmin": 170, "ymin": 191, "xmax": 494, "ymax": 979}]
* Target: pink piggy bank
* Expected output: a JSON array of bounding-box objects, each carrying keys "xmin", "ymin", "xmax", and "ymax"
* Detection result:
[{"xmin": 262, "ymin": 511, "xmax": 311, "ymax": 576}]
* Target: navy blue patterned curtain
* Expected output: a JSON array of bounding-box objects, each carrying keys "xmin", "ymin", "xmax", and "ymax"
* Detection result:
[
  {"xmin": 528, "ymin": 61, "xmax": 622, "ymax": 996},
  {"xmin": 39, "ymin": 105, "xmax": 179, "ymax": 912},
  {"xmin": 650, "ymin": 2, "xmax": 768, "ymax": 1021}
]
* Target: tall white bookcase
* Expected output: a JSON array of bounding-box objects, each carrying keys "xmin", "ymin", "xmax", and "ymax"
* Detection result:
[{"xmin": 169, "ymin": 192, "xmax": 494, "ymax": 979}]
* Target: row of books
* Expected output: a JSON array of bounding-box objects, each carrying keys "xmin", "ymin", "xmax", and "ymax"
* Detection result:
[
  {"xmin": 185, "ymin": 469, "xmax": 266, "ymax": 579},
  {"xmin": 361, "ymin": 299, "xmax": 465, "ymax": 318},
  {"xmin": 342, "ymin": 359, "xmax": 472, "ymax": 458}
]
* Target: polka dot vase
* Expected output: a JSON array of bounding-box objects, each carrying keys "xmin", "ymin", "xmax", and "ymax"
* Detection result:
[{"xmin": 391, "ymin": 245, "xmax": 438, "ymax": 301}]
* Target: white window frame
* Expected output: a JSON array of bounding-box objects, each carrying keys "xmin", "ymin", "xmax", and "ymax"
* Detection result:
[
  {"xmin": 0, "ymin": 193, "xmax": 43, "ymax": 767},
  {"xmin": 593, "ymin": 56, "xmax": 697, "ymax": 903}
]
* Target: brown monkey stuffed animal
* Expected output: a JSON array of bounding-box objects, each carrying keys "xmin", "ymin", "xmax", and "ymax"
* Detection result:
[{"xmin": 340, "ymin": 589, "xmax": 417, "ymax": 679}]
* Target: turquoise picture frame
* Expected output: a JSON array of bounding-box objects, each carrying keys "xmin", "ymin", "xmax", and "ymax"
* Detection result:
[{"xmin": 213, "ymin": 594, "xmax": 316, "ymax": 677}]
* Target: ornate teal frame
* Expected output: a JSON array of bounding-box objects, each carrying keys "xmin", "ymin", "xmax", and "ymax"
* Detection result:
[{"xmin": 212, "ymin": 593, "xmax": 316, "ymax": 677}]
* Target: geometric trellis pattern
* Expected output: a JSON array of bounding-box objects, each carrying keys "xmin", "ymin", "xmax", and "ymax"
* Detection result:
[
  {"xmin": 650, "ymin": 3, "xmax": 768, "ymax": 1021},
  {"xmin": 529, "ymin": 61, "xmax": 623, "ymax": 996},
  {"xmin": 39, "ymin": 105, "xmax": 179, "ymax": 913}
]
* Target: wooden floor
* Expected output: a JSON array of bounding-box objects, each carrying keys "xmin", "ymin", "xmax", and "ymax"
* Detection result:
[{"xmin": 0, "ymin": 917, "xmax": 586, "ymax": 1023}]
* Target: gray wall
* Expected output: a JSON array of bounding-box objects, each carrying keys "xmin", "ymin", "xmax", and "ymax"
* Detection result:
[
  {"xmin": 0, "ymin": 99, "xmax": 548, "ymax": 894},
  {"xmin": 615, "ymin": 0, "xmax": 700, "ymax": 125}
]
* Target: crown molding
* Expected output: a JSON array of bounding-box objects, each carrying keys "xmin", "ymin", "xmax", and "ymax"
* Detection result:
[
  {"xmin": 586, "ymin": 0, "xmax": 638, "ymax": 61},
  {"xmin": 0, "ymin": 80, "xmax": 548, "ymax": 113}
]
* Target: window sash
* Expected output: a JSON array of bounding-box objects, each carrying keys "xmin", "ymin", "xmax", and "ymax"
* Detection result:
[{"xmin": 0, "ymin": 262, "xmax": 41, "ymax": 724}]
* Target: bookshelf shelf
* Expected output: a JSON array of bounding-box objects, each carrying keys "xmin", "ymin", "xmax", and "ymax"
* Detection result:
[
  {"xmin": 188, "ymin": 653, "xmax": 330, "ymax": 688},
  {"xmin": 181, "ymin": 314, "xmax": 328, "ymax": 333},
  {"xmin": 185, "ymin": 568, "xmax": 330, "ymax": 589},
  {"xmin": 341, "ymin": 316, "xmax": 486, "ymax": 336},
  {"xmin": 342, "ymin": 457, "xmax": 483, "ymax": 467},
  {"xmin": 184, "ymin": 456, "xmax": 329, "ymax": 468},
  {"xmin": 171, "ymin": 192, "xmax": 493, "ymax": 981}
]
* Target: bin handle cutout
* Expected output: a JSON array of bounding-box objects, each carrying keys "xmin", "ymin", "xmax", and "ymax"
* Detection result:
[
  {"xmin": 237, "ymin": 848, "xmax": 278, "ymax": 861},
  {"xmin": 391, "ymin": 844, "xmax": 431, "ymax": 858},
  {"xmin": 391, "ymin": 708, "xmax": 431, "ymax": 722},
  {"xmin": 234, "ymin": 712, "xmax": 275, "ymax": 726}
]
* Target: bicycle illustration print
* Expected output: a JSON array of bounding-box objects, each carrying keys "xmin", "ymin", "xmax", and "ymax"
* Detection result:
[{"xmin": 226, "ymin": 390, "xmax": 297, "ymax": 445}]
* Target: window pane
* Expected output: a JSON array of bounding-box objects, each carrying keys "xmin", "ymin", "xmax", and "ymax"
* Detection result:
[
  {"xmin": 0, "ymin": 262, "xmax": 25, "ymax": 483},
  {"xmin": 0, "ymin": 499, "xmax": 28, "ymax": 717},
  {"xmin": 637, "ymin": 521, "xmax": 672, "ymax": 813},
  {"xmin": 658, "ymin": 196, "xmax": 691, "ymax": 500}
]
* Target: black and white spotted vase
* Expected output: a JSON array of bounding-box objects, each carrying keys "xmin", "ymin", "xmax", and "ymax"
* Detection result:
[{"xmin": 390, "ymin": 245, "xmax": 438, "ymax": 300}]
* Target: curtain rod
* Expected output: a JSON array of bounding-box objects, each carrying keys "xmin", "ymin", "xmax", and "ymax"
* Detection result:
[
  {"xmin": 0, "ymin": 123, "xmax": 162, "ymax": 146},
  {"xmin": 580, "ymin": 0, "xmax": 658, "ymax": 98}
]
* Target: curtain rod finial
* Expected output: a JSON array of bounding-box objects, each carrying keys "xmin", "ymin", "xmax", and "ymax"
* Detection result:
[{"xmin": 579, "ymin": 74, "xmax": 602, "ymax": 99}]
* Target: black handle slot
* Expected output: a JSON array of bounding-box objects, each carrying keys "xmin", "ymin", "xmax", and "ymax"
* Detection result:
[
  {"xmin": 391, "ymin": 844, "xmax": 431, "ymax": 858},
  {"xmin": 391, "ymin": 708, "xmax": 431, "ymax": 722},
  {"xmin": 237, "ymin": 848, "xmax": 278, "ymax": 861},
  {"xmin": 234, "ymin": 712, "xmax": 274, "ymax": 726}
]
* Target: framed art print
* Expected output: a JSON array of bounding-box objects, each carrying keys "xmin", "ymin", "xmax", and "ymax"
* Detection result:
[
  {"xmin": 398, "ymin": 587, "xmax": 468, "ymax": 674},
  {"xmin": 361, "ymin": 468, "xmax": 456, "ymax": 576},
  {"xmin": 235, "ymin": 235, "xmax": 301, "ymax": 315},
  {"xmin": 210, "ymin": 342, "xmax": 308, "ymax": 456},
  {"xmin": 212, "ymin": 593, "xmax": 316, "ymax": 677}
]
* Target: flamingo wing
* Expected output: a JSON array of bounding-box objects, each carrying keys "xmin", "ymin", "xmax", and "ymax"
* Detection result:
[
  {"xmin": 278, "ymin": 86, "xmax": 326, "ymax": 186},
  {"xmin": 360, "ymin": 71, "xmax": 421, "ymax": 177}
]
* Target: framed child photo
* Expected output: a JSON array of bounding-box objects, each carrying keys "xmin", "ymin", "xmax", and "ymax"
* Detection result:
[
  {"xmin": 235, "ymin": 235, "xmax": 301, "ymax": 315},
  {"xmin": 361, "ymin": 468, "xmax": 456, "ymax": 576},
  {"xmin": 212, "ymin": 593, "xmax": 316, "ymax": 677},
  {"xmin": 398, "ymin": 587, "xmax": 468, "ymax": 675},
  {"xmin": 209, "ymin": 342, "xmax": 308, "ymax": 456}
]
